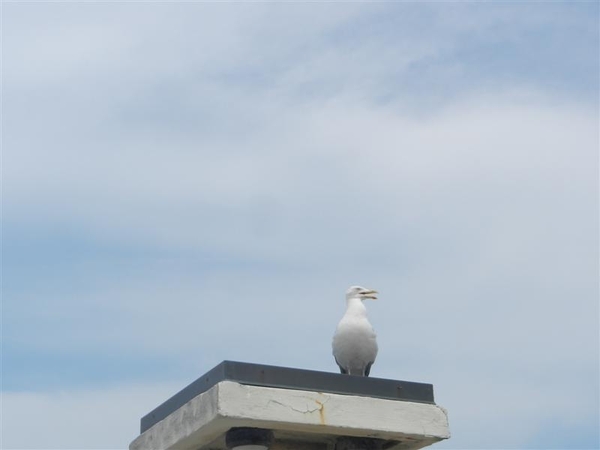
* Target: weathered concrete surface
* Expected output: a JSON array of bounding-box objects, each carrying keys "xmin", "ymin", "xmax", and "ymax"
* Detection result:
[{"xmin": 130, "ymin": 381, "xmax": 450, "ymax": 450}]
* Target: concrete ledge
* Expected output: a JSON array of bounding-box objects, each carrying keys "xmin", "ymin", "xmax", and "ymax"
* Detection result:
[
  {"xmin": 130, "ymin": 381, "xmax": 450, "ymax": 450},
  {"xmin": 141, "ymin": 361, "xmax": 435, "ymax": 432}
]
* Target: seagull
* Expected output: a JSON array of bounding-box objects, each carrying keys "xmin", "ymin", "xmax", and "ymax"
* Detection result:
[{"xmin": 332, "ymin": 286, "xmax": 379, "ymax": 376}]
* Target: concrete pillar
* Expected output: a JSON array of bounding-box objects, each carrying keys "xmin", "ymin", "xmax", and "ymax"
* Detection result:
[
  {"xmin": 226, "ymin": 428, "xmax": 273, "ymax": 450},
  {"xmin": 334, "ymin": 437, "xmax": 386, "ymax": 450}
]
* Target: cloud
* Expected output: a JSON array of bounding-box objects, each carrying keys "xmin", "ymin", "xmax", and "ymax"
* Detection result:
[
  {"xmin": 2, "ymin": 382, "xmax": 183, "ymax": 449},
  {"xmin": 3, "ymin": 2, "xmax": 598, "ymax": 449},
  {"xmin": 5, "ymin": 94, "xmax": 597, "ymax": 261},
  {"xmin": 5, "ymin": 97, "xmax": 597, "ymax": 447}
]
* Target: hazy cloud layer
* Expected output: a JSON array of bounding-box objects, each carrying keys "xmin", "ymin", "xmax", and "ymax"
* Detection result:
[{"xmin": 3, "ymin": 2, "xmax": 598, "ymax": 449}]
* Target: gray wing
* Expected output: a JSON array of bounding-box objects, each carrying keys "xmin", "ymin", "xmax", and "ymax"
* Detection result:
[
  {"xmin": 334, "ymin": 356, "xmax": 348, "ymax": 375},
  {"xmin": 364, "ymin": 361, "xmax": 374, "ymax": 377}
]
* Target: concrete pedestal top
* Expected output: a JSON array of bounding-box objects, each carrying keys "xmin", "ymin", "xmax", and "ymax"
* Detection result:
[{"xmin": 130, "ymin": 362, "xmax": 450, "ymax": 450}]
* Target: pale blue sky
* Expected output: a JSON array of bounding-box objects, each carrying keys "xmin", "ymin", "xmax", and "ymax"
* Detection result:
[{"xmin": 3, "ymin": 2, "xmax": 599, "ymax": 449}]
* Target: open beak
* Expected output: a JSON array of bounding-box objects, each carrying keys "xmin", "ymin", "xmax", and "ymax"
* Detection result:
[{"xmin": 360, "ymin": 289, "xmax": 378, "ymax": 300}]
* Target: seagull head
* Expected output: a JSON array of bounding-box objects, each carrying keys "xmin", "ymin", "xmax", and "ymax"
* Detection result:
[{"xmin": 346, "ymin": 285, "xmax": 378, "ymax": 301}]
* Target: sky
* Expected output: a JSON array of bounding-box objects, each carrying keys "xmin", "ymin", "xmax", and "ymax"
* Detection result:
[{"xmin": 2, "ymin": 1, "xmax": 599, "ymax": 449}]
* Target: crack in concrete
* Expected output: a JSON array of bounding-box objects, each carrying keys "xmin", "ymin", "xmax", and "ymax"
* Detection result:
[{"xmin": 267, "ymin": 396, "xmax": 330, "ymax": 420}]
